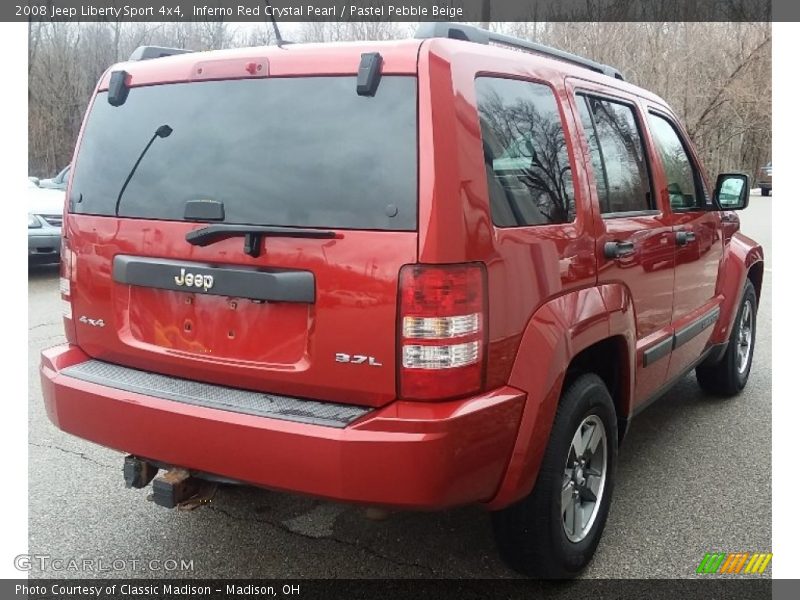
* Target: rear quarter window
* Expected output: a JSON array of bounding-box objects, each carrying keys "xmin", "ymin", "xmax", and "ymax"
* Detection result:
[{"xmin": 476, "ymin": 77, "xmax": 575, "ymax": 228}]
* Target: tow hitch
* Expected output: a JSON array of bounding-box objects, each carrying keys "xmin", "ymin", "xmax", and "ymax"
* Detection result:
[
  {"xmin": 123, "ymin": 455, "xmax": 157, "ymax": 489},
  {"xmin": 123, "ymin": 456, "xmax": 216, "ymax": 510}
]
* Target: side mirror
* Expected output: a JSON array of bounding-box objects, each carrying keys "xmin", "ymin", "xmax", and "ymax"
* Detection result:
[{"xmin": 714, "ymin": 173, "xmax": 749, "ymax": 210}]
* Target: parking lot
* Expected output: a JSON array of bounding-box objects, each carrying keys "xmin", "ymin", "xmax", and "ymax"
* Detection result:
[{"xmin": 27, "ymin": 194, "xmax": 772, "ymax": 579}]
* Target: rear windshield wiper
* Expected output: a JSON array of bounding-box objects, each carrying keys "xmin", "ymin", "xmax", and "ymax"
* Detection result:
[
  {"xmin": 115, "ymin": 125, "xmax": 173, "ymax": 217},
  {"xmin": 186, "ymin": 224, "xmax": 337, "ymax": 258}
]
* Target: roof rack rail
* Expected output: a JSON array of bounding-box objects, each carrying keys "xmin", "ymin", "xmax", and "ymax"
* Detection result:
[
  {"xmin": 128, "ymin": 46, "xmax": 192, "ymax": 61},
  {"xmin": 414, "ymin": 22, "xmax": 624, "ymax": 81}
]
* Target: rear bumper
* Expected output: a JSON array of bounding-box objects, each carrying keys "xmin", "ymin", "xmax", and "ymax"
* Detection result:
[{"xmin": 41, "ymin": 344, "xmax": 525, "ymax": 509}]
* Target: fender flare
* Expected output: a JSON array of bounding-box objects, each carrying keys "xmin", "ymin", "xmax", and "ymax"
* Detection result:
[
  {"xmin": 712, "ymin": 232, "xmax": 764, "ymax": 346},
  {"xmin": 485, "ymin": 284, "xmax": 636, "ymax": 510}
]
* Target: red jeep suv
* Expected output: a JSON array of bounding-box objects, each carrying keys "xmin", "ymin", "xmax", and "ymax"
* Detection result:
[{"xmin": 41, "ymin": 23, "xmax": 763, "ymax": 578}]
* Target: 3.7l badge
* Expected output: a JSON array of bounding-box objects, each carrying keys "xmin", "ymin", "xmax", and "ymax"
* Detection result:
[{"xmin": 335, "ymin": 353, "xmax": 383, "ymax": 366}]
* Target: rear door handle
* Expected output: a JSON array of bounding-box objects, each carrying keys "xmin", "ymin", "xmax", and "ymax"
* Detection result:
[
  {"xmin": 676, "ymin": 231, "xmax": 697, "ymax": 246},
  {"xmin": 604, "ymin": 241, "xmax": 636, "ymax": 259}
]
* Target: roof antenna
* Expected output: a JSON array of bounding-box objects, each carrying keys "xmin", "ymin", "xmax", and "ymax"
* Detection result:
[{"xmin": 262, "ymin": 0, "xmax": 290, "ymax": 48}]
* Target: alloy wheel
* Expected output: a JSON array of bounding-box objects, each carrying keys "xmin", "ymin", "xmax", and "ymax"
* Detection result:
[
  {"xmin": 561, "ymin": 415, "xmax": 608, "ymax": 543},
  {"xmin": 736, "ymin": 300, "xmax": 754, "ymax": 374}
]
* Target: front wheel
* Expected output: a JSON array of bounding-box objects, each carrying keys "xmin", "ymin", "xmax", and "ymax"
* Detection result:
[
  {"xmin": 696, "ymin": 279, "xmax": 757, "ymax": 397},
  {"xmin": 491, "ymin": 374, "xmax": 617, "ymax": 578}
]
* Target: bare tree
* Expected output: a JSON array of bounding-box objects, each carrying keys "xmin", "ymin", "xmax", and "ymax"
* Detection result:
[
  {"xmin": 298, "ymin": 21, "xmax": 404, "ymax": 42},
  {"xmin": 505, "ymin": 22, "xmax": 772, "ymax": 179},
  {"xmin": 28, "ymin": 21, "xmax": 771, "ymax": 183},
  {"xmin": 27, "ymin": 22, "xmax": 279, "ymax": 176}
]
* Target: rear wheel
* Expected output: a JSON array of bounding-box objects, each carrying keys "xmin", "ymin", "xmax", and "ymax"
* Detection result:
[
  {"xmin": 491, "ymin": 374, "xmax": 617, "ymax": 578},
  {"xmin": 696, "ymin": 279, "xmax": 757, "ymax": 397}
]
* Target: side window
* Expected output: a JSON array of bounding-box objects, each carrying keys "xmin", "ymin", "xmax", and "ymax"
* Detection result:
[
  {"xmin": 647, "ymin": 112, "xmax": 704, "ymax": 210},
  {"xmin": 576, "ymin": 95, "xmax": 652, "ymax": 215},
  {"xmin": 476, "ymin": 77, "xmax": 575, "ymax": 227}
]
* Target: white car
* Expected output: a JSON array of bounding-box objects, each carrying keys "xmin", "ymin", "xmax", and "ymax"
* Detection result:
[{"xmin": 38, "ymin": 165, "xmax": 71, "ymax": 191}]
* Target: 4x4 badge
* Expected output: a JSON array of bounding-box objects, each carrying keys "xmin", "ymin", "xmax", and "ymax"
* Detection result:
[{"xmin": 78, "ymin": 316, "xmax": 105, "ymax": 327}]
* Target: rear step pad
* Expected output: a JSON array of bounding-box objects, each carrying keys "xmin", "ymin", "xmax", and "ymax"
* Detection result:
[{"xmin": 62, "ymin": 359, "xmax": 372, "ymax": 428}]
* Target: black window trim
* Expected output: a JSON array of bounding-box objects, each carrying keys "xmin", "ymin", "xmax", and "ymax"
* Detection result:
[
  {"xmin": 646, "ymin": 107, "xmax": 710, "ymax": 213},
  {"xmin": 474, "ymin": 72, "xmax": 581, "ymax": 230},
  {"xmin": 573, "ymin": 89, "xmax": 659, "ymax": 220}
]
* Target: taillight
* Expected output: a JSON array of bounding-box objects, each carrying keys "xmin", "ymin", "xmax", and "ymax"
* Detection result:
[
  {"xmin": 60, "ymin": 236, "xmax": 77, "ymax": 344},
  {"xmin": 398, "ymin": 263, "xmax": 487, "ymax": 400}
]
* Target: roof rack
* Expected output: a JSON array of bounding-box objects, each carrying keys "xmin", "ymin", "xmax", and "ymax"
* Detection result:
[
  {"xmin": 128, "ymin": 46, "xmax": 192, "ymax": 61},
  {"xmin": 414, "ymin": 23, "xmax": 624, "ymax": 81}
]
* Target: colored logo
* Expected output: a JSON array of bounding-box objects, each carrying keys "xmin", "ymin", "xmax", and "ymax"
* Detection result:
[{"xmin": 696, "ymin": 552, "xmax": 772, "ymax": 575}]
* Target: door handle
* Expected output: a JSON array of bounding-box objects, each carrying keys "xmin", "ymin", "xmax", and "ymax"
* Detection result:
[
  {"xmin": 676, "ymin": 231, "xmax": 697, "ymax": 246},
  {"xmin": 604, "ymin": 240, "xmax": 636, "ymax": 259}
]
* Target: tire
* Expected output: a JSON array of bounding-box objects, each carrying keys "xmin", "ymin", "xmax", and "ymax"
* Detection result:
[
  {"xmin": 696, "ymin": 279, "xmax": 757, "ymax": 397},
  {"xmin": 761, "ymin": 187, "xmax": 771, "ymax": 197},
  {"xmin": 491, "ymin": 374, "xmax": 617, "ymax": 578}
]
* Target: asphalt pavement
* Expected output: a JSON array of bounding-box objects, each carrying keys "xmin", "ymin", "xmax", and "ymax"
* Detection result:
[{"xmin": 27, "ymin": 193, "xmax": 772, "ymax": 579}]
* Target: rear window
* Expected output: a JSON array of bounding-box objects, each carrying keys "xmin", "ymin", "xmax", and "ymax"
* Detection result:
[{"xmin": 70, "ymin": 76, "xmax": 418, "ymax": 231}]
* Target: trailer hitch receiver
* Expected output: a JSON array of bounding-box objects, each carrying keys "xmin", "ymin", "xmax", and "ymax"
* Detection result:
[{"xmin": 123, "ymin": 455, "xmax": 158, "ymax": 489}]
